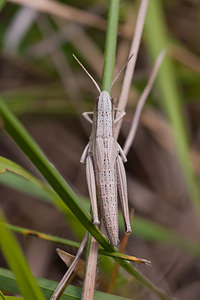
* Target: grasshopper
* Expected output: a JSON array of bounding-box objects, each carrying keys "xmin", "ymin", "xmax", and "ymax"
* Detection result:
[{"xmin": 73, "ymin": 55, "xmax": 132, "ymax": 246}]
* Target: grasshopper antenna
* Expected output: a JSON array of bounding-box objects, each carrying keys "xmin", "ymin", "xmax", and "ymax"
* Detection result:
[
  {"xmin": 108, "ymin": 54, "xmax": 134, "ymax": 93},
  {"xmin": 73, "ymin": 54, "xmax": 101, "ymax": 94}
]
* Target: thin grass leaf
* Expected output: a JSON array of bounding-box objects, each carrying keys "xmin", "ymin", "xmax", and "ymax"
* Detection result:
[
  {"xmin": 102, "ymin": 0, "xmax": 120, "ymax": 91},
  {"xmin": 0, "ymin": 156, "xmax": 85, "ymax": 238},
  {"xmin": 0, "ymin": 213, "xmax": 45, "ymax": 300},
  {"xmin": 0, "ymin": 267, "xmax": 132, "ymax": 300},
  {"xmin": 0, "ymin": 171, "xmax": 53, "ymax": 203},
  {"xmin": 1, "ymin": 297, "xmax": 24, "ymax": 300},
  {"xmin": 0, "ymin": 155, "xmax": 45, "ymax": 186},
  {"xmin": 145, "ymin": 0, "xmax": 200, "ymax": 216},
  {"xmin": 0, "ymin": 98, "xmax": 176, "ymax": 300},
  {"xmin": 7, "ymin": 214, "xmax": 200, "ymax": 260},
  {"xmin": 6, "ymin": 223, "xmax": 80, "ymax": 248},
  {"xmin": 0, "ymin": 155, "xmax": 72, "ymax": 209}
]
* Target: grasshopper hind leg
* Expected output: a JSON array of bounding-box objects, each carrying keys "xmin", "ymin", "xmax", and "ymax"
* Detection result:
[
  {"xmin": 86, "ymin": 156, "xmax": 100, "ymax": 225},
  {"xmin": 116, "ymin": 155, "xmax": 132, "ymax": 233}
]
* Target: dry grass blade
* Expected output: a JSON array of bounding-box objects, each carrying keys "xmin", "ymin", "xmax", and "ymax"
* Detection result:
[
  {"xmin": 82, "ymin": 236, "xmax": 99, "ymax": 300},
  {"xmin": 56, "ymin": 249, "xmax": 85, "ymax": 279},
  {"xmin": 115, "ymin": 0, "xmax": 149, "ymax": 139},
  {"xmin": 123, "ymin": 50, "xmax": 166, "ymax": 156},
  {"xmin": 50, "ymin": 232, "xmax": 88, "ymax": 300},
  {"xmin": 4, "ymin": 7, "xmax": 37, "ymax": 51}
]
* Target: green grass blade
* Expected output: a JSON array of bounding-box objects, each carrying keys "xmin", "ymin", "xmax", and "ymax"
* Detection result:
[
  {"xmin": 0, "ymin": 213, "xmax": 45, "ymax": 300},
  {"xmin": 0, "ymin": 171, "xmax": 52, "ymax": 203},
  {"xmin": 0, "ymin": 99, "xmax": 176, "ymax": 299},
  {"xmin": 145, "ymin": 0, "xmax": 200, "ymax": 215},
  {"xmin": 8, "ymin": 215, "xmax": 200, "ymax": 259},
  {"xmin": 102, "ymin": 0, "xmax": 120, "ymax": 91},
  {"xmin": 0, "ymin": 155, "xmax": 85, "ymax": 238},
  {"xmin": 0, "ymin": 293, "xmax": 20, "ymax": 300},
  {"xmin": 5, "ymin": 223, "xmax": 149, "ymax": 263},
  {"xmin": 0, "ymin": 267, "xmax": 131, "ymax": 300},
  {"xmin": 0, "ymin": 155, "xmax": 72, "ymax": 209},
  {"xmin": 1, "ymin": 293, "xmax": 23, "ymax": 300},
  {"xmin": 0, "ymin": 156, "xmax": 45, "ymax": 186}
]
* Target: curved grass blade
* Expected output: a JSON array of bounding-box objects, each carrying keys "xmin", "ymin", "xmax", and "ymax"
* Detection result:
[
  {"xmin": 0, "ymin": 155, "xmax": 72, "ymax": 210},
  {"xmin": 0, "ymin": 155, "xmax": 45, "ymax": 186},
  {"xmin": 5, "ymin": 222, "xmax": 149, "ymax": 264},
  {"xmin": 6, "ymin": 223, "xmax": 80, "ymax": 248},
  {"xmin": 0, "ymin": 156, "xmax": 85, "ymax": 238},
  {"xmin": 0, "ymin": 213, "xmax": 45, "ymax": 300},
  {"xmin": 1, "ymin": 296, "xmax": 23, "ymax": 300}
]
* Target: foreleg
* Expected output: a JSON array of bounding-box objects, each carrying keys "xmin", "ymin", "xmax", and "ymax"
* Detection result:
[
  {"xmin": 82, "ymin": 112, "xmax": 93, "ymax": 124},
  {"xmin": 114, "ymin": 108, "xmax": 126, "ymax": 124},
  {"xmin": 117, "ymin": 143, "xmax": 127, "ymax": 162},
  {"xmin": 80, "ymin": 143, "xmax": 89, "ymax": 164},
  {"xmin": 115, "ymin": 155, "xmax": 132, "ymax": 233},
  {"xmin": 86, "ymin": 156, "xmax": 100, "ymax": 225}
]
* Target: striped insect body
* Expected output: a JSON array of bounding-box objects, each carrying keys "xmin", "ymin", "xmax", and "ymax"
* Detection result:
[{"xmin": 74, "ymin": 55, "xmax": 132, "ymax": 246}]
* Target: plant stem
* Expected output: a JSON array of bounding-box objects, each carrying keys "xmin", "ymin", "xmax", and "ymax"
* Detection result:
[{"xmin": 102, "ymin": 0, "xmax": 120, "ymax": 91}]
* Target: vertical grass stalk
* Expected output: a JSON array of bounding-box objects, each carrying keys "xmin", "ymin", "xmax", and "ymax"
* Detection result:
[
  {"xmin": 145, "ymin": 0, "xmax": 200, "ymax": 215},
  {"xmin": 102, "ymin": 0, "xmax": 120, "ymax": 91}
]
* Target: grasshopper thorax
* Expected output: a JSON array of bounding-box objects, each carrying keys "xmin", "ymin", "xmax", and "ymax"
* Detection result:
[
  {"xmin": 96, "ymin": 91, "xmax": 113, "ymax": 113},
  {"xmin": 95, "ymin": 91, "xmax": 114, "ymax": 137}
]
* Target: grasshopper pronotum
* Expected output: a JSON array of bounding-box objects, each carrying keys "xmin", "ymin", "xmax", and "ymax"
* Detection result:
[{"xmin": 73, "ymin": 55, "xmax": 132, "ymax": 246}]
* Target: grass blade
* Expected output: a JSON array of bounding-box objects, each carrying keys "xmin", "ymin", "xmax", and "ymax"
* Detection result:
[
  {"xmin": 145, "ymin": 0, "xmax": 200, "ymax": 215},
  {"xmin": 0, "ymin": 267, "xmax": 132, "ymax": 300},
  {"xmin": 0, "ymin": 213, "xmax": 45, "ymax": 300},
  {"xmin": 102, "ymin": 0, "xmax": 120, "ymax": 91}
]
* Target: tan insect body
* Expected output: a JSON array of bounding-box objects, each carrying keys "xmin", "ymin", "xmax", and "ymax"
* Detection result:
[
  {"xmin": 81, "ymin": 91, "xmax": 131, "ymax": 246},
  {"xmin": 73, "ymin": 54, "xmax": 132, "ymax": 246}
]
